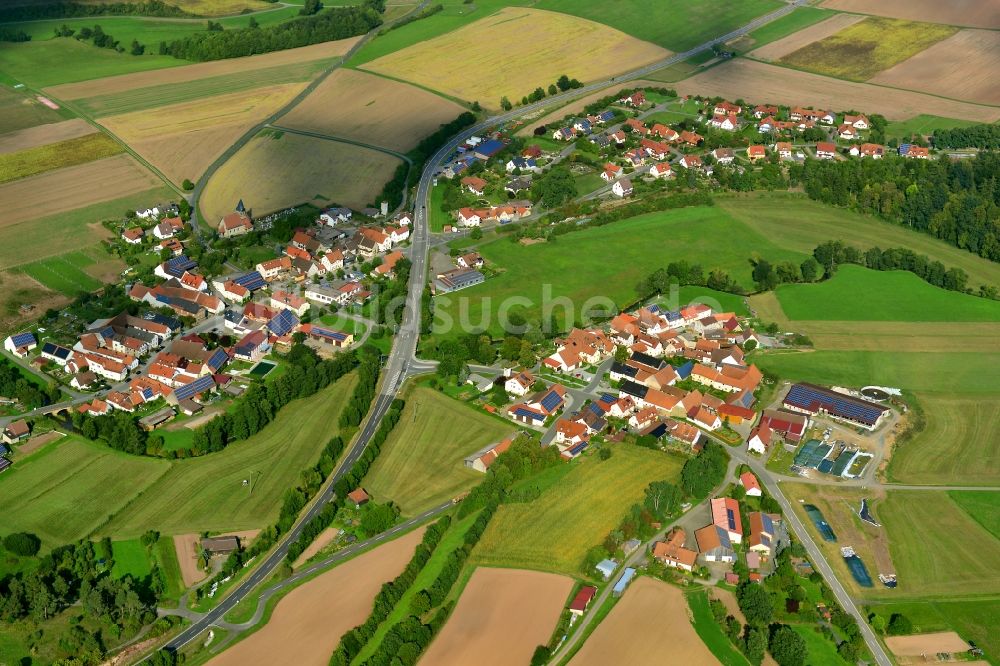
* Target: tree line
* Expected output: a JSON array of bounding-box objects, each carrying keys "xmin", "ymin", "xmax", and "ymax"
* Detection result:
[
  {"xmin": 932, "ymin": 124, "xmax": 1000, "ymax": 149},
  {"xmin": 0, "ymin": 358, "xmax": 58, "ymax": 410},
  {"xmin": 160, "ymin": 1, "xmax": 383, "ymax": 62},
  {"xmin": 794, "ymin": 151, "xmax": 1000, "ymax": 262},
  {"xmin": 0, "ymin": 0, "xmax": 192, "ymax": 22}
]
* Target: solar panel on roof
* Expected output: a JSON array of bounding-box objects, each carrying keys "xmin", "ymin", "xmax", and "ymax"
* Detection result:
[
  {"xmin": 513, "ymin": 407, "xmax": 542, "ymax": 420},
  {"xmin": 207, "ymin": 348, "xmax": 229, "ymax": 369},
  {"xmin": 785, "ymin": 384, "xmax": 885, "ymax": 425},
  {"xmin": 540, "ymin": 390, "xmax": 563, "ymax": 413},
  {"xmin": 141, "ymin": 387, "xmax": 154, "ymax": 400},
  {"xmin": 267, "ymin": 310, "xmax": 298, "ymax": 336},
  {"xmin": 173, "ymin": 375, "xmax": 214, "ymax": 401},
  {"xmin": 234, "ymin": 271, "xmax": 266, "ymax": 291},
  {"xmin": 0, "ymin": 458, "xmax": 11, "ymax": 474},
  {"xmin": 726, "ymin": 508, "xmax": 737, "ymax": 531},
  {"xmin": 10, "ymin": 332, "xmax": 35, "ymax": 347},
  {"xmin": 311, "ymin": 326, "xmax": 347, "ymax": 342}
]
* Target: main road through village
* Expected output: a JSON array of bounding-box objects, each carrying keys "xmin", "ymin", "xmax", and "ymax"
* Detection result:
[{"xmin": 164, "ymin": 3, "xmax": 895, "ymax": 665}]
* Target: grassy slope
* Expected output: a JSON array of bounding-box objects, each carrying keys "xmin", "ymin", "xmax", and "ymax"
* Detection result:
[
  {"xmin": 0, "ymin": 132, "xmax": 122, "ymax": 183},
  {"xmin": 774, "ymin": 265, "xmax": 1000, "ymax": 322},
  {"xmin": 0, "ymin": 38, "xmax": 184, "ymax": 88},
  {"xmin": 432, "ymin": 205, "xmax": 806, "ymax": 338},
  {"xmin": 103, "ymin": 373, "xmax": 357, "ymax": 537},
  {"xmin": 792, "ymin": 625, "xmax": 848, "ymax": 666},
  {"xmin": 948, "ymin": 491, "xmax": 1000, "ymax": 540},
  {"xmin": 535, "ymin": 0, "xmax": 784, "ymax": 51},
  {"xmin": 363, "ymin": 386, "xmax": 513, "ymax": 515},
  {"xmin": 471, "ymin": 446, "xmax": 684, "ymax": 575},
  {"xmin": 716, "ymin": 193, "xmax": 1000, "ymax": 290},
  {"xmin": 743, "ymin": 7, "xmax": 835, "ymax": 50},
  {"xmin": 110, "ymin": 539, "xmax": 153, "ymax": 579}
]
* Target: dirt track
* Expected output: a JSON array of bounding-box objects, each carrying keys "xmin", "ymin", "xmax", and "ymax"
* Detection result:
[
  {"xmin": 750, "ymin": 14, "xmax": 864, "ymax": 61},
  {"xmin": 206, "ymin": 527, "xmax": 425, "ymax": 666},
  {"xmin": 886, "ymin": 631, "xmax": 972, "ymax": 656},
  {"xmin": 292, "ymin": 527, "xmax": 338, "ymax": 568},
  {"xmin": 422, "ymin": 567, "xmax": 572, "ymax": 666},
  {"xmin": 0, "ymin": 118, "xmax": 95, "ymax": 154},
  {"xmin": 173, "ymin": 534, "xmax": 208, "ymax": 588},
  {"xmin": 820, "ymin": 0, "xmax": 1000, "ymax": 30},
  {"xmin": 676, "ymin": 59, "xmax": 1000, "ymax": 122},
  {"xmin": 569, "ymin": 577, "xmax": 717, "ymax": 666},
  {"xmin": 871, "ymin": 30, "xmax": 1000, "ymax": 106}
]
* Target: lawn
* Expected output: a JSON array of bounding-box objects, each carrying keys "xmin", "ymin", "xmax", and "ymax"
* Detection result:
[
  {"xmin": 103, "ymin": 373, "xmax": 357, "ymax": 537},
  {"xmin": 716, "ymin": 193, "xmax": 1000, "ymax": 290},
  {"xmin": 863, "ymin": 598, "xmax": 1000, "ymax": 663},
  {"xmin": 947, "ymin": 491, "xmax": 1000, "ymax": 540},
  {"xmin": 686, "ymin": 588, "xmax": 751, "ymax": 666},
  {"xmin": 431, "ymin": 205, "xmax": 806, "ymax": 338},
  {"xmin": 471, "ymin": 445, "xmax": 684, "ymax": 575},
  {"xmin": 792, "ymin": 625, "xmax": 848, "ymax": 666},
  {"xmin": 888, "ymin": 395, "xmax": 1000, "ymax": 486},
  {"xmin": 110, "ymin": 539, "xmax": 153, "ymax": 580},
  {"xmin": 743, "ymin": 7, "xmax": 836, "ymax": 50},
  {"xmin": 536, "ymin": 0, "xmax": 785, "ymax": 52},
  {"xmin": 774, "ymin": 265, "xmax": 1000, "ymax": 322},
  {"xmin": 885, "ymin": 114, "xmax": 981, "ymax": 140},
  {"xmin": 0, "ymin": 131, "xmax": 121, "ymax": 183},
  {"xmin": 778, "ymin": 17, "xmax": 957, "ymax": 81},
  {"xmin": 363, "ymin": 386, "xmax": 512, "ymax": 515},
  {"xmin": 755, "ymin": 350, "xmax": 1000, "ymax": 396}
]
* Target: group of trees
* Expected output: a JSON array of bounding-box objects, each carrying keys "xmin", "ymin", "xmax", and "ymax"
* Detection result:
[
  {"xmin": 161, "ymin": 1, "xmax": 382, "ymax": 61},
  {"xmin": 636, "ymin": 259, "xmax": 746, "ymax": 302},
  {"xmin": 338, "ymin": 348, "xmax": 381, "ymax": 429},
  {"xmin": 0, "ymin": 28, "xmax": 30, "ymax": 42},
  {"xmin": 500, "ymin": 73, "xmax": 583, "ymax": 110},
  {"xmin": 932, "ymin": 123, "xmax": 1000, "ymax": 149},
  {"xmin": 795, "ymin": 151, "xmax": 1000, "ymax": 261},
  {"xmin": 680, "ymin": 441, "xmax": 728, "ymax": 498},
  {"xmin": 0, "ymin": 359, "xmax": 57, "ymax": 410},
  {"xmin": 533, "ymin": 166, "xmax": 578, "ymax": 208},
  {"xmin": 0, "ymin": 0, "xmax": 191, "ymax": 22}
]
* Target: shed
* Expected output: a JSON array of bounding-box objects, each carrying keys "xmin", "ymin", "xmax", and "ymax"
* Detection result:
[
  {"xmin": 347, "ymin": 488, "xmax": 370, "ymax": 507},
  {"xmin": 201, "ymin": 536, "xmax": 239, "ymax": 555},
  {"xmin": 595, "ymin": 559, "xmax": 617, "ymax": 581},
  {"xmin": 612, "ymin": 568, "xmax": 637, "ymax": 597},
  {"xmin": 569, "ymin": 586, "xmax": 597, "ymax": 615},
  {"xmin": 138, "ymin": 407, "xmax": 175, "ymax": 431}
]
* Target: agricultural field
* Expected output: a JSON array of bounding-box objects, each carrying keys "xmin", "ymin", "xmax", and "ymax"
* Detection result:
[
  {"xmin": 819, "ymin": 0, "xmax": 1000, "ymax": 30},
  {"xmin": 0, "ymin": 118, "xmax": 94, "ymax": 153},
  {"xmin": 200, "ymin": 131, "xmax": 401, "ymax": 225},
  {"xmin": 101, "ymin": 83, "xmax": 307, "ymax": 186},
  {"xmin": 0, "ymin": 153, "xmax": 162, "ymax": 227},
  {"xmin": 889, "ymin": 396, "xmax": 1000, "ymax": 486},
  {"xmin": 0, "ymin": 271, "xmax": 69, "ymax": 335},
  {"xmin": 739, "ymin": 7, "xmax": 836, "ymax": 51},
  {"xmin": 675, "ymin": 59, "xmax": 1000, "ymax": 122},
  {"xmin": 570, "ymin": 577, "xmax": 718, "ymax": 666},
  {"xmin": 103, "ymin": 373, "xmax": 356, "ymax": 537},
  {"xmin": 0, "ymin": 132, "xmax": 121, "ymax": 184},
  {"xmin": 863, "ymin": 598, "xmax": 1000, "ymax": 663},
  {"xmin": 207, "ymin": 527, "xmax": 426, "ymax": 666},
  {"xmin": 279, "ymin": 68, "xmax": 465, "ymax": 152},
  {"xmin": 361, "ymin": 7, "xmax": 669, "ymax": 109},
  {"xmin": 870, "ymin": 30, "xmax": 1000, "ymax": 106},
  {"xmin": 0, "ymin": 436, "xmax": 171, "ymax": 547},
  {"xmin": 431, "ymin": 205, "xmax": 807, "ymax": 339},
  {"xmin": 949, "ymin": 492, "xmax": 1000, "ymax": 540},
  {"xmin": 362, "ymin": 386, "xmax": 513, "ymax": 515},
  {"xmin": 18, "ymin": 249, "xmax": 113, "ymax": 296},
  {"xmin": 774, "ymin": 266, "xmax": 1000, "ymax": 322},
  {"xmin": 884, "ymin": 114, "xmax": 980, "ymax": 141},
  {"xmin": 716, "ymin": 193, "xmax": 1000, "ymax": 290},
  {"xmin": 0, "ymin": 86, "xmax": 68, "ymax": 134},
  {"xmin": 422, "ymin": 567, "xmax": 572, "ymax": 666},
  {"xmin": 45, "ymin": 39, "xmax": 358, "ymax": 101},
  {"xmin": 471, "ymin": 446, "xmax": 683, "ymax": 575},
  {"xmin": 777, "ymin": 17, "xmax": 957, "ymax": 82},
  {"xmin": 749, "ymin": 14, "xmax": 865, "ymax": 61},
  {"xmin": 537, "ymin": 0, "xmax": 783, "ymax": 52}
]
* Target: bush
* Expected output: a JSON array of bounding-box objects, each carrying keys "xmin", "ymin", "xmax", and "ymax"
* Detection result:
[
  {"xmin": 4, "ymin": 532, "xmax": 41, "ymax": 556},
  {"xmin": 182, "ymin": 178, "xmax": 194, "ymax": 191}
]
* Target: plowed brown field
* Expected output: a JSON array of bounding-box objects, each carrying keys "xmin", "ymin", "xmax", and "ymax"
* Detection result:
[
  {"xmin": 0, "ymin": 118, "xmax": 95, "ymax": 154},
  {"xmin": 819, "ymin": 0, "xmax": 1000, "ymax": 29},
  {"xmin": 750, "ymin": 14, "xmax": 865, "ymax": 61}
]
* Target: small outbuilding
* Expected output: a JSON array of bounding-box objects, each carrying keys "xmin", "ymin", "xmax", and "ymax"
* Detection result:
[
  {"xmin": 595, "ymin": 559, "xmax": 618, "ymax": 581},
  {"xmin": 201, "ymin": 536, "xmax": 239, "ymax": 556},
  {"xmin": 347, "ymin": 488, "xmax": 370, "ymax": 507}
]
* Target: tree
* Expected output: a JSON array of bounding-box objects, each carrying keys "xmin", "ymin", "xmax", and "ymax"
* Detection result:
[
  {"xmin": 644, "ymin": 481, "xmax": 681, "ymax": 519},
  {"xmin": 769, "ymin": 625, "xmax": 807, "ymax": 666},
  {"xmin": 744, "ymin": 627, "xmax": 767, "ymax": 665},
  {"xmin": 736, "ymin": 582, "xmax": 773, "ymax": 626},
  {"xmin": 248, "ymin": 16, "xmax": 259, "ymax": 28},
  {"xmin": 886, "ymin": 612, "xmax": 913, "ymax": 635},
  {"xmin": 148, "ymin": 649, "xmax": 177, "ymax": 666},
  {"xmin": 752, "ymin": 259, "xmax": 778, "ymax": 291},
  {"xmin": 869, "ymin": 613, "xmax": 887, "ymax": 634},
  {"xmin": 556, "ymin": 74, "xmax": 571, "ymax": 91},
  {"xmin": 360, "ymin": 502, "xmax": 399, "ymax": 536},
  {"xmin": 547, "ymin": 84, "xmax": 557, "ymax": 96},
  {"xmin": 3, "ymin": 532, "xmax": 41, "ymax": 556},
  {"xmin": 500, "ymin": 96, "xmax": 512, "ymax": 111},
  {"xmin": 530, "ymin": 646, "xmax": 551, "ymax": 666},
  {"xmin": 535, "ymin": 166, "xmax": 578, "ymax": 208},
  {"xmin": 130, "ymin": 38, "xmax": 144, "ymax": 55},
  {"xmin": 300, "ymin": 0, "xmax": 322, "ymax": 15},
  {"xmin": 799, "ymin": 257, "xmax": 820, "ymax": 282},
  {"xmin": 182, "ymin": 178, "xmax": 195, "ymax": 191}
]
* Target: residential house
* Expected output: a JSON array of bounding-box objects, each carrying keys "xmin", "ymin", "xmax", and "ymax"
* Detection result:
[
  {"xmin": 746, "ymin": 145, "xmax": 766, "ymax": 162},
  {"xmin": 640, "ymin": 138, "xmax": 671, "ymax": 160},
  {"xmin": 1, "ymin": 419, "xmax": 29, "ymax": 445},
  {"xmin": 815, "ymin": 142, "xmax": 837, "ymax": 159},
  {"xmin": 652, "ymin": 529, "xmax": 698, "ymax": 572},
  {"xmin": 740, "ymin": 471, "xmax": 762, "ymax": 497},
  {"xmin": 711, "ymin": 497, "xmax": 743, "ymax": 544},
  {"xmin": 122, "ymin": 227, "xmax": 144, "ymax": 244},
  {"xmin": 758, "ymin": 408, "xmax": 809, "ymax": 442},
  {"xmin": 837, "ymin": 124, "xmax": 858, "ymax": 140},
  {"xmin": 753, "ymin": 104, "xmax": 779, "ymax": 119},
  {"xmin": 256, "ymin": 256, "xmax": 292, "ymax": 281},
  {"xmin": 650, "ymin": 124, "xmax": 679, "ymax": 142},
  {"xmin": 569, "ymin": 586, "xmax": 598, "ymax": 617},
  {"xmin": 711, "ymin": 148, "xmax": 735, "ymax": 164},
  {"xmin": 857, "ymin": 143, "xmax": 885, "ymax": 159},
  {"xmin": 270, "ymin": 290, "xmax": 310, "ymax": 317},
  {"xmin": 544, "ymin": 328, "xmax": 614, "ymax": 372},
  {"xmin": 4, "ymin": 332, "xmax": 37, "ymax": 357},
  {"xmin": 710, "ymin": 113, "xmax": 739, "ymax": 131},
  {"xmin": 456, "ymin": 251, "xmax": 483, "ymax": 269},
  {"xmin": 300, "ymin": 284, "xmax": 336, "ymax": 306},
  {"xmin": 458, "ymin": 208, "xmax": 482, "ymax": 227},
  {"xmin": 153, "ymin": 216, "xmax": 184, "ymax": 240},
  {"xmin": 624, "ymin": 118, "xmax": 648, "ymax": 135},
  {"xmin": 373, "ymin": 250, "xmax": 405, "ymax": 278},
  {"xmin": 321, "ymin": 249, "xmax": 345, "ymax": 273},
  {"xmin": 505, "ymin": 370, "xmax": 535, "ymax": 396},
  {"xmin": 747, "ymin": 424, "xmax": 773, "ymax": 454},
  {"xmin": 714, "ymin": 101, "xmax": 742, "ymax": 116},
  {"xmin": 612, "ymin": 178, "xmax": 633, "ymax": 198},
  {"xmin": 900, "ymin": 144, "xmax": 930, "ymax": 159},
  {"xmin": 553, "ymin": 126, "xmax": 576, "ymax": 141},
  {"xmin": 610, "ymin": 130, "xmax": 627, "ymax": 145},
  {"xmin": 649, "ymin": 162, "xmax": 674, "ymax": 179},
  {"xmin": 775, "ymin": 142, "xmax": 793, "ymax": 160},
  {"xmin": 748, "ymin": 512, "xmax": 776, "ymax": 558},
  {"xmin": 234, "ymin": 330, "xmax": 269, "ymax": 362},
  {"xmin": 505, "ymin": 176, "xmax": 532, "ymax": 195},
  {"xmin": 601, "ymin": 163, "xmax": 622, "ymax": 182},
  {"xmin": 843, "ymin": 114, "xmax": 869, "ymax": 129},
  {"xmin": 618, "ymin": 91, "xmax": 645, "ymax": 106},
  {"xmin": 464, "ymin": 437, "xmax": 515, "ymax": 473},
  {"xmin": 679, "ymin": 154, "xmax": 702, "ymax": 170},
  {"xmin": 461, "ymin": 176, "xmax": 487, "ymax": 196},
  {"xmin": 507, "ymin": 384, "xmax": 566, "ymax": 427}
]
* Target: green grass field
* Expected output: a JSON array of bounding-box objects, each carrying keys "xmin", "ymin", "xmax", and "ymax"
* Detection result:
[
  {"xmin": 660, "ymin": 286, "xmax": 750, "ymax": 317},
  {"xmin": 716, "ymin": 193, "xmax": 1000, "ymax": 290},
  {"xmin": 110, "ymin": 539, "xmax": 153, "ymax": 580},
  {"xmin": 885, "ymin": 114, "xmax": 981, "ymax": 141},
  {"xmin": 471, "ymin": 445, "xmax": 684, "ymax": 575},
  {"xmin": 888, "ymin": 396, "xmax": 1000, "ymax": 486},
  {"xmin": 363, "ymin": 386, "xmax": 512, "ymax": 515},
  {"xmin": 686, "ymin": 588, "xmax": 751, "ymax": 666},
  {"xmin": 778, "ymin": 17, "xmax": 956, "ymax": 82},
  {"xmin": 536, "ymin": 0, "xmax": 784, "ymax": 52},
  {"xmin": 863, "ymin": 598, "xmax": 1000, "ymax": 662},
  {"xmin": 431, "ymin": 205, "xmax": 806, "ymax": 338},
  {"xmin": 73, "ymin": 58, "xmax": 333, "ymax": 117},
  {"xmin": 103, "ymin": 373, "xmax": 357, "ymax": 537},
  {"xmin": 0, "ymin": 436, "xmax": 171, "ymax": 546},
  {"xmin": 755, "ymin": 351, "xmax": 1000, "ymax": 396},
  {"xmin": 948, "ymin": 491, "xmax": 1000, "ymax": 540},
  {"xmin": 19, "ymin": 253, "xmax": 105, "ymax": 295},
  {"xmin": 743, "ymin": 7, "xmax": 835, "ymax": 50},
  {"xmin": 0, "ymin": 132, "xmax": 122, "ymax": 183},
  {"xmin": 774, "ymin": 266, "xmax": 1000, "ymax": 322},
  {"xmin": 792, "ymin": 625, "xmax": 848, "ymax": 666},
  {"xmin": 0, "ymin": 86, "xmax": 69, "ymax": 134}
]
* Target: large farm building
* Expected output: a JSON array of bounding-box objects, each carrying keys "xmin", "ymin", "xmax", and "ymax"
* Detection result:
[{"xmin": 781, "ymin": 383, "xmax": 889, "ymax": 430}]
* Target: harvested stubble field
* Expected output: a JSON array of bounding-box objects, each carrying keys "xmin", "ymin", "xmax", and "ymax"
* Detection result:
[
  {"xmin": 422, "ymin": 567, "xmax": 573, "ymax": 666},
  {"xmin": 471, "ymin": 446, "xmax": 683, "ymax": 575},
  {"xmin": 777, "ymin": 17, "xmax": 957, "ymax": 81},
  {"xmin": 200, "ymin": 132, "xmax": 401, "ymax": 224},
  {"xmin": 569, "ymin": 577, "xmax": 718, "ymax": 666},
  {"xmin": 819, "ymin": 0, "xmax": 1000, "ymax": 30},
  {"xmin": 749, "ymin": 13, "xmax": 865, "ymax": 61},
  {"xmin": 675, "ymin": 59, "xmax": 1000, "ymax": 122},
  {"xmin": 362, "ymin": 7, "xmax": 670, "ymax": 109},
  {"xmin": 767, "ymin": 319, "xmax": 1000, "ymax": 354},
  {"xmin": 886, "ymin": 632, "xmax": 974, "ymax": 657},
  {"xmin": 0, "ymin": 86, "xmax": 66, "ymax": 135},
  {"xmin": 362, "ymin": 386, "xmax": 513, "ymax": 515},
  {"xmin": 279, "ymin": 68, "xmax": 465, "ymax": 152},
  {"xmin": 870, "ymin": 30, "xmax": 1000, "ymax": 106},
  {"xmin": 101, "ymin": 83, "xmax": 307, "ymax": 186},
  {"xmin": 888, "ymin": 395, "xmax": 1000, "ymax": 486},
  {"xmin": 0, "ymin": 132, "xmax": 121, "ymax": 184},
  {"xmin": 207, "ymin": 527, "xmax": 426, "ymax": 666},
  {"xmin": 0, "ymin": 118, "xmax": 94, "ymax": 154},
  {"xmin": 44, "ymin": 39, "xmax": 360, "ymax": 101},
  {"xmin": 0, "ymin": 153, "xmax": 162, "ymax": 227}
]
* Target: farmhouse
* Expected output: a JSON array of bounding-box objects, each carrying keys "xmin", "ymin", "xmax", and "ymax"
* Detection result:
[
  {"xmin": 711, "ymin": 497, "xmax": 743, "ymax": 544},
  {"xmin": 2, "ymin": 419, "xmax": 30, "ymax": 445},
  {"xmin": 695, "ymin": 525, "xmax": 735, "ymax": 563},
  {"xmin": 218, "ymin": 211, "xmax": 253, "ymax": 238},
  {"xmin": 612, "ymin": 178, "xmax": 633, "ymax": 198},
  {"xmin": 759, "ymin": 408, "xmax": 810, "ymax": 442},
  {"xmin": 782, "ymin": 383, "xmax": 889, "ymax": 430},
  {"xmin": 569, "ymin": 586, "xmax": 598, "ymax": 617},
  {"xmin": 201, "ymin": 536, "xmax": 239, "ymax": 556},
  {"xmin": 652, "ymin": 529, "xmax": 698, "ymax": 572},
  {"xmin": 4, "ymin": 332, "xmax": 37, "ymax": 358},
  {"xmin": 464, "ymin": 436, "xmax": 515, "ymax": 473}
]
